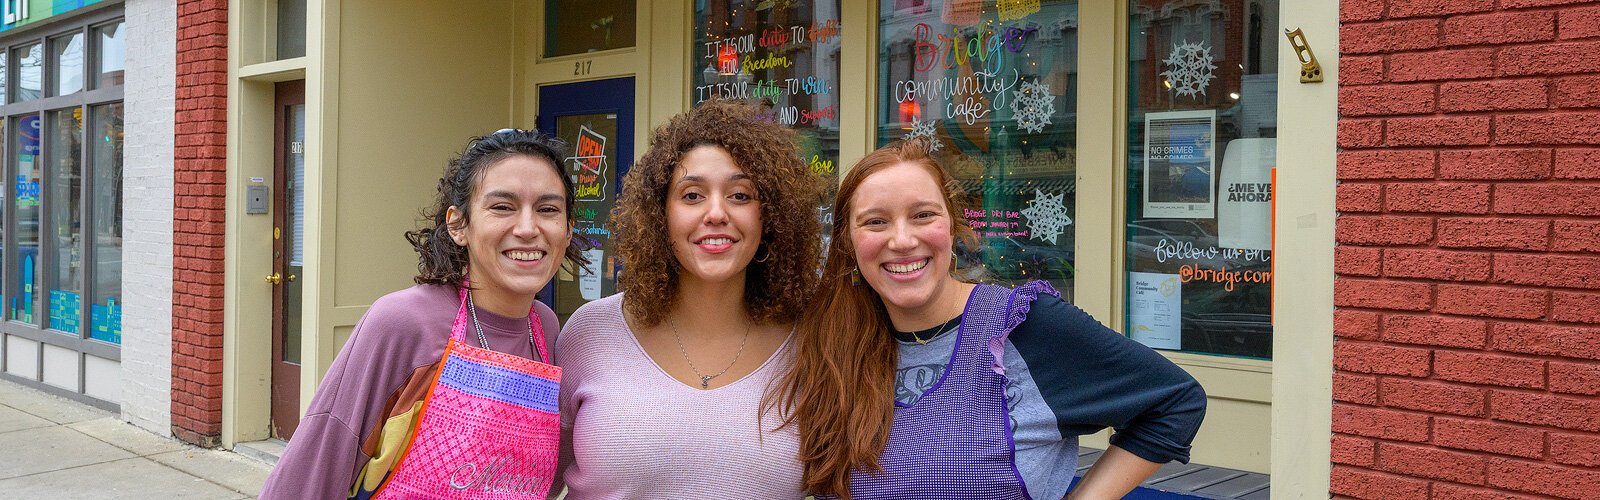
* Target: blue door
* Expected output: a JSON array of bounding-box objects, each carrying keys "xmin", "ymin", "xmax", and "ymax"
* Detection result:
[{"xmin": 536, "ymin": 78, "xmax": 634, "ymax": 319}]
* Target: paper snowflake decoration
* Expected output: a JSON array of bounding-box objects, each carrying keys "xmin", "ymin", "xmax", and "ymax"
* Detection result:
[
  {"xmin": 1009, "ymin": 79, "xmax": 1056, "ymax": 134},
  {"xmin": 903, "ymin": 116, "xmax": 942, "ymax": 152},
  {"xmin": 1160, "ymin": 40, "xmax": 1217, "ymax": 99},
  {"xmin": 1020, "ymin": 189, "xmax": 1072, "ymax": 245}
]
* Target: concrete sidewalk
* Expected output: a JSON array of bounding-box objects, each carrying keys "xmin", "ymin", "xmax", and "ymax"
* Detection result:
[{"xmin": 0, "ymin": 380, "xmax": 271, "ymax": 499}]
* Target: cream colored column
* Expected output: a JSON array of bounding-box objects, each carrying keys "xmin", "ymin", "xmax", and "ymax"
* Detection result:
[
  {"xmin": 1075, "ymin": 0, "xmax": 1122, "ymax": 325},
  {"xmin": 837, "ymin": 0, "xmax": 874, "ymax": 169},
  {"xmin": 1271, "ymin": 0, "xmax": 1339, "ymax": 496}
]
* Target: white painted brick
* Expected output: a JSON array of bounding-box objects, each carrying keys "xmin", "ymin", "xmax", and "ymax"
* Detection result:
[{"xmin": 120, "ymin": 0, "xmax": 176, "ymax": 437}]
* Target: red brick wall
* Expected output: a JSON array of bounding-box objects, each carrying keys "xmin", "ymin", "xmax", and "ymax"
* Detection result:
[
  {"xmin": 1334, "ymin": 0, "xmax": 1600, "ymax": 498},
  {"xmin": 172, "ymin": 0, "xmax": 228, "ymax": 447}
]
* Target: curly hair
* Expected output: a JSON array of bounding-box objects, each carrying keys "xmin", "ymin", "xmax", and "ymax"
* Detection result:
[
  {"xmin": 405, "ymin": 129, "xmax": 590, "ymax": 286},
  {"xmin": 611, "ymin": 100, "xmax": 823, "ymax": 327}
]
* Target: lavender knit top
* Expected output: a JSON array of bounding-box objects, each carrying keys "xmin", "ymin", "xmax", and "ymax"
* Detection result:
[{"xmin": 555, "ymin": 293, "xmax": 804, "ymax": 499}]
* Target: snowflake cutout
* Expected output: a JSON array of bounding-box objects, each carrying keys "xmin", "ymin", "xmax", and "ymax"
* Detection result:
[
  {"xmin": 1021, "ymin": 189, "xmax": 1072, "ymax": 245},
  {"xmin": 1160, "ymin": 40, "xmax": 1217, "ymax": 99},
  {"xmin": 1009, "ymin": 79, "xmax": 1056, "ymax": 134},
  {"xmin": 903, "ymin": 116, "xmax": 942, "ymax": 152}
]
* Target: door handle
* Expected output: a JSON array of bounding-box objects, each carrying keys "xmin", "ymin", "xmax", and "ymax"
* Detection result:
[
  {"xmin": 265, "ymin": 273, "xmax": 282, "ymax": 285},
  {"xmin": 287, "ymin": 274, "xmax": 297, "ymax": 282}
]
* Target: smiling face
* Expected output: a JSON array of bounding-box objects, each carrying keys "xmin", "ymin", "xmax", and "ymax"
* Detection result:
[
  {"xmin": 447, "ymin": 154, "xmax": 572, "ymax": 314},
  {"xmin": 667, "ymin": 145, "xmax": 764, "ymax": 289},
  {"xmin": 848, "ymin": 161, "xmax": 965, "ymax": 327}
]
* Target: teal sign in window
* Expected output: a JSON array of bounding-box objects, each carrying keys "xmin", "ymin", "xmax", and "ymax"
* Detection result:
[{"xmin": 0, "ymin": 0, "xmax": 110, "ymax": 33}]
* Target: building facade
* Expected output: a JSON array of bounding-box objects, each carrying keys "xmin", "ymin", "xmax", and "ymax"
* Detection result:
[
  {"xmin": 130, "ymin": 0, "xmax": 1600, "ymax": 498},
  {"xmin": 0, "ymin": 0, "xmax": 181, "ymax": 439}
]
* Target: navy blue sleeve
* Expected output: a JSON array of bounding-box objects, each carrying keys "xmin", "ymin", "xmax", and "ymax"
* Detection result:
[{"xmin": 1008, "ymin": 294, "xmax": 1207, "ymax": 464}]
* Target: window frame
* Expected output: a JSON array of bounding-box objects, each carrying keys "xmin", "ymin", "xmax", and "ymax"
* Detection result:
[{"xmin": 0, "ymin": 6, "xmax": 125, "ymax": 361}]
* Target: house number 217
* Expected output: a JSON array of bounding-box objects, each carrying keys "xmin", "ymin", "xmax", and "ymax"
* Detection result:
[{"xmin": 574, "ymin": 60, "xmax": 593, "ymax": 76}]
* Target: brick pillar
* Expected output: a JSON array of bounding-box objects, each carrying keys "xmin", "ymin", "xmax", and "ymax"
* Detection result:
[
  {"xmin": 1333, "ymin": 1, "xmax": 1600, "ymax": 498},
  {"xmin": 172, "ymin": 0, "xmax": 228, "ymax": 447}
]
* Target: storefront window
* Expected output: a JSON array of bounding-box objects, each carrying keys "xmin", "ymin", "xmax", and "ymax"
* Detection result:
[
  {"xmin": 94, "ymin": 21, "xmax": 124, "ymax": 88},
  {"xmin": 46, "ymin": 108, "xmax": 82, "ymax": 334},
  {"xmin": 692, "ymin": 0, "xmax": 842, "ymax": 235},
  {"xmin": 0, "ymin": 120, "xmax": 6, "ymax": 312},
  {"xmin": 11, "ymin": 113, "xmax": 40, "ymax": 323},
  {"xmin": 877, "ymin": 0, "xmax": 1080, "ymax": 297},
  {"xmin": 1124, "ymin": 0, "xmax": 1277, "ymax": 359},
  {"xmin": 0, "ymin": 51, "xmax": 8, "ymax": 103},
  {"xmin": 545, "ymin": 0, "xmax": 636, "ymax": 57},
  {"xmin": 49, "ymin": 33, "xmax": 85, "ymax": 97},
  {"xmin": 90, "ymin": 103, "xmax": 120, "ymax": 344},
  {"xmin": 15, "ymin": 43, "xmax": 41, "ymax": 102}
]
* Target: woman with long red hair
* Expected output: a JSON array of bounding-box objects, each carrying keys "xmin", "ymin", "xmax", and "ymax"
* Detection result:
[{"xmin": 770, "ymin": 138, "xmax": 1207, "ymax": 499}]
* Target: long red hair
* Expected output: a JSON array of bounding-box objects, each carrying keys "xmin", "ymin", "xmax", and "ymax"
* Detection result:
[{"xmin": 766, "ymin": 138, "xmax": 976, "ymax": 498}]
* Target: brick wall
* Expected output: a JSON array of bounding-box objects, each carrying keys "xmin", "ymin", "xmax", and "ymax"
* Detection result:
[
  {"xmin": 122, "ymin": 0, "xmax": 178, "ymax": 436},
  {"xmin": 172, "ymin": 0, "xmax": 227, "ymax": 447},
  {"xmin": 1334, "ymin": 0, "xmax": 1600, "ymax": 498}
]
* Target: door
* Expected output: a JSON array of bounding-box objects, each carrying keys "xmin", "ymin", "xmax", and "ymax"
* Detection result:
[
  {"xmin": 270, "ymin": 80, "xmax": 307, "ymax": 439},
  {"xmin": 536, "ymin": 78, "xmax": 634, "ymax": 321}
]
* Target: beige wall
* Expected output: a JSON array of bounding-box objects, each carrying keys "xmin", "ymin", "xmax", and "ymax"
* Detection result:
[
  {"xmin": 318, "ymin": 0, "xmax": 520, "ymax": 377},
  {"xmin": 226, "ymin": 0, "xmax": 523, "ymax": 445}
]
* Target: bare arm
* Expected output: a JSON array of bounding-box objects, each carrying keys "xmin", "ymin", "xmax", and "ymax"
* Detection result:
[{"xmin": 1065, "ymin": 446, "xmax": 1163, "ymax": 500}]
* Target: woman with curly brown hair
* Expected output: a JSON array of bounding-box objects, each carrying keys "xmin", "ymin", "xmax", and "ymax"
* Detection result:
[
  {"xmin": 261, "ymin": 129, "xmax": 585, "ymax": 499},
  {"xmin": 555, "ymin": 100, "xmax": 822, "ymax": 498}
]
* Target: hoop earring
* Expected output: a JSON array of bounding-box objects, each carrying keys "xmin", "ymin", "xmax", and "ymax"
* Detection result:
[{"xmin": 754, "ymin": 245, "xmax": 772, "ymax": 263}]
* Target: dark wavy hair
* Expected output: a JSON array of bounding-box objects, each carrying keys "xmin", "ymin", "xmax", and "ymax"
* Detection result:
[
  {"xmin": 405, "ymin": 129, "xmax": 590, "ymax": 286},
  {"xmin": 611, "ymin": 100, "xmax": 823, "ymax": 327}
]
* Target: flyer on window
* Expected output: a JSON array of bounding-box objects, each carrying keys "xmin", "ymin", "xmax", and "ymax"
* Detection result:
[
  {"xmin": 1143, "ymin": 110, "xmax": 1217, "ymax": 219},
  {"xmin": 1128, "ymin": 271, "xmax": 1182, "ymax": 350}
]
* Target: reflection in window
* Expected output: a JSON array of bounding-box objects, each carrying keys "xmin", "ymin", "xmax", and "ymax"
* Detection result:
[
  {"xmin": 0, "ymin": 51, "xmax": 8, "ymax": 103},
  {"xmin": 51, "ymin": 33, "xmax": 86, "ymax": 96},
  {"xmin": 10, "ymin": 114, "xmax": 40, "ymax": 323},
  {"xmin": 91, "ymin": 104, "xmax": 122, "ymax": 343},
  {"xmin": 95, "ymin": 22, "xmax": 126, "ymax": 88},
  {"xmin": 1124, "ymin": 0, "xmax": 1278, "ymax": 359},
  {"xmin": 545, "ymin": 0, "xmax": 636, "ymax": 58},
  {"xmin": 47, "ymin": 109, "xmax": 83, "ymax": 334},
  {"xmin": 16, "ymin": 44, "xmax": 41, "ymax": 102},
  {"xmin": 878, "ymin": 0, "xmax": 1080, "ymax": 298},
  {"xmin": 278, "ymin": 0, "xmax": 306, "ymax": 59}
]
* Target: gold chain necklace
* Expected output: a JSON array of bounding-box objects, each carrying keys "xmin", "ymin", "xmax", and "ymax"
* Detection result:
[
  {"xmin": 909, "ymin": 329, "xmax": 933, "ymax": 345},
  {"xmin": 906, "ymin": 320, "xmax": 958, "ymax": 346}
]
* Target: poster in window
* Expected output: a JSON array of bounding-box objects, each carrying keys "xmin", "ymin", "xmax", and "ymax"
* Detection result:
[
  {"xmin": 1143, "ymin": 110, "xmax": 1216, "ymax": 219},
  {"xmin": 1216, "ymin": 138, "xmax": 1274, "ymax": 251},
  {"xmin": 1128, "ymin": 271, "xmax": 1181, "ymax": 350}
]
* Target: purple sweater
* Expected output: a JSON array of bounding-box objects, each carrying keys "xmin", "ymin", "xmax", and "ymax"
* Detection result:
[{"xmin": 259, "ymin": 284, "xmax": 559, "ymax": 499}]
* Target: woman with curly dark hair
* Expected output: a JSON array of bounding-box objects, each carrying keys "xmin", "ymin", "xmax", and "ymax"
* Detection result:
[
  {"xmin": 555, "ymin": 100, "xmax": 822, "ymax": 497},
  {"xmin": 262, "ymin": 129, "xmax": 586, "ymax": 499}
]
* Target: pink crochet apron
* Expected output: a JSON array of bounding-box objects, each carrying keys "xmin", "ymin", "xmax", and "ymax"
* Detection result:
[{"xmin": 371, "ymin": 286, "xmax": 561, "ymax": 499}]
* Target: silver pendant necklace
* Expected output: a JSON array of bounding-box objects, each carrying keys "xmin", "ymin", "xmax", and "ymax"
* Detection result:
[
  {"xmin": 668, "ymin": 315, "xmax": 751, "ymax": 389},
  {"xmin": 466, "ymin": 290, "xmax": 538, "ymax": 361}
]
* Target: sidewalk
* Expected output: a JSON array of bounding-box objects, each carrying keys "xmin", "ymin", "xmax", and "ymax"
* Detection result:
[{"xmin": 0, "ymin": 379, "xmax": 271, "ymax": 499}]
